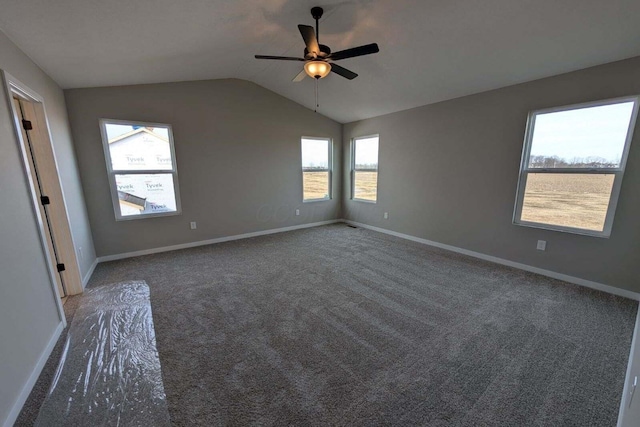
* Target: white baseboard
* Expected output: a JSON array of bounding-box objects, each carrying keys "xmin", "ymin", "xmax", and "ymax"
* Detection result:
[
  {"xmin": 343, "ymin": 220, "xmax": 640, "ymax": 301},
  {"xmin": 3, "ymin": 321, "xmax": 64, "ymax": 427},
  {"xmin": 618, "ymin": 309, "xmax": 640, "ymax": 426},
  {"xmin": 97, "ymin": 219, "xmax": 342, "ymax": 262},
  {"xmin": 82, "ymin": 258, "xmax": 98, "ymax": 288}
]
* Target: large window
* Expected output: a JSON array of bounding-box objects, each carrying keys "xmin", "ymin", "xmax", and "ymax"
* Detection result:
[
  {"xmin": 100, "ymin": 119, "xmax": 181, "ymax": 220},
  {"xmin": 352, "ymin": 135, "xmax": 379, "ymax": 202},
  {"xmin": 514, "ymin": 97, "xmax": 638, "ymax": 237},
  {"xmin": 301, "ymin": 137, "xmax": 331, "ymax": 201}
]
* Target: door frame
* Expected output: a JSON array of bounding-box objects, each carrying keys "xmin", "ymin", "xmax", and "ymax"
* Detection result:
[
  {"xmin": 2, "ymin": 70, "xmax": 78, "ymax": 323},
  {"xmin": 5, "ymin": 72, "xmax": 84, "ymax": 296}
]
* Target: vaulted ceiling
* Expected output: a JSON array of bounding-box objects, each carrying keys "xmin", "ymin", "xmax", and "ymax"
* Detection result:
[{"xmin": 1, "ymin": 0, "xmax": 640, "ymax": 123}]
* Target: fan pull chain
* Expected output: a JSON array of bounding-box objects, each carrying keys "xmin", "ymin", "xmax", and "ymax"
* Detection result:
[{"xmin": 314, "ymin": 78, "xmax": 319, "ymax": 112}]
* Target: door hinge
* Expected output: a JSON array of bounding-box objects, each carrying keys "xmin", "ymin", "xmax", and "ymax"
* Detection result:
[
  {"xmin": 40, "ymin": 196, "xmax": 50, "ymax": 205},
  {"xmin": 22, "ymin": 119, "xmax": 32, "ymax": 130},
  {"xmin": 56, "ymin": 263, "xmax": 65, "ymax": 272}
]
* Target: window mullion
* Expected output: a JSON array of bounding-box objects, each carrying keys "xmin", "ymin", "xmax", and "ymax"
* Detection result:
[
  {"xmin": 523, "ymin": 168, "xmax": 621, "ymax": 174},
  {"xmin": 111, "ymin": 169, "xmax": 175, "ymax": 175}
]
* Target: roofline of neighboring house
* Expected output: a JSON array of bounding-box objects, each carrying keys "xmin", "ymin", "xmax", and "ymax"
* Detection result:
[{"xmin": 108, "ymin": 127, "xmax": 169, "ymax": 144}]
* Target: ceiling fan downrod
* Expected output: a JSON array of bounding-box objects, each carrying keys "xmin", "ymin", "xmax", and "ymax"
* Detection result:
[
  {"xmin": 311, "ymin": 6, "xmax": 323, "ymax": 44},
  {"xmin": 312, "ymin": 6, "xmax": 323, "ymax": 112}
]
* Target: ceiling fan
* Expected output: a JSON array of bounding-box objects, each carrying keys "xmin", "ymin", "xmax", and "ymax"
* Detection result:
[{"xmin": 254, "ymin": 6, "xmax": 379, "ymax": 82}]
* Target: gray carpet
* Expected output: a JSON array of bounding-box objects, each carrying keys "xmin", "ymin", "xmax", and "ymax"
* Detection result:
[{"xmin": 16, "ymin": 224, "xmax": 637, "ymax": 426}]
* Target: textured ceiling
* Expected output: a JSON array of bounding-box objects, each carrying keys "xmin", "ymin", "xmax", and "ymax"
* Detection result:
[{"xmin": 1, "ymin": 0, "xmax": 640, "ymax": 123}]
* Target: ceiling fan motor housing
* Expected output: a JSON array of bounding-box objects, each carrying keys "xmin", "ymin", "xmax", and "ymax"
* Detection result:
[{"xmin": 304, "ymin": 44, "xmax": 331, "ymax": 60}]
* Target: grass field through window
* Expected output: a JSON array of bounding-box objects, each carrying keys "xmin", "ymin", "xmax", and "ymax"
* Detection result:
[
  {"xmin": 354, "ymin": 171, "xmax": 378, "ymax": 201},
  {"xmin": 303, "ymin": 171, "xmax": 330, "ymax": 200},
  {"xmin": 521, "ymin": 173, "xmax": 614, "ymax": 231}
]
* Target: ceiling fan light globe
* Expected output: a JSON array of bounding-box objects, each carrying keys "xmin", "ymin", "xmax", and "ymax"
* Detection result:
[{"xmin": 304, "ymin": 61, "xmax": 331, "ymax": 79}]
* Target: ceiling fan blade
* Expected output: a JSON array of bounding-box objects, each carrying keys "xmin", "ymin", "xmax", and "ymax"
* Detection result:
[
  {"xmin": 298, "ymin": 24, "xmax": 320, "ymax": 56},
  {"xmin": 254, "ymin": 55, "xmax": 305, "ymax": 61},
  {"xmin": 292, "ymin": 69, "xmax": 307, "ymax": 82},
  {"xmin": 329, "ymin": 43, "xmax": 379, "ymax": 61},
  {"xmin": 330, "ymin": 63, "xmax": 358, "ymax": 80}
]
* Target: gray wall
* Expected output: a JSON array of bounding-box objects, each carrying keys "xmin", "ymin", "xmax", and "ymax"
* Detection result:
[
  {"xmin": 65, "ymin": 79, "xmax": 342, "ymax": 257},
  {"xmin": 343, "ymin": 56, "xmax": 640, "ymax": 294},
  {"xmin": 0, "ymin": 31, "xmax": 95, "ymax": 425}
]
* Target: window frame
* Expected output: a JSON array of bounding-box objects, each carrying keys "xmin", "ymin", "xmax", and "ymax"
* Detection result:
[
  {"xmin": 301, "ymin": 136, "xmax": 332, "ymax": 203},
  {"xmin": 99, "ymin": 118, "xmax": 182, "ymax": 221},
  {"xmin": 513, "ymin": 96, "xmax": 639, "ymax": 238},
  {"xmin": 351, "ymin": 134, "xmax": 380, "ymax": 203}
]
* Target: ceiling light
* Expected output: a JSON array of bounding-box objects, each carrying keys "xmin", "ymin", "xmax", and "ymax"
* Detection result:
[{"xmin": 304, "ymin": 61, "xmax": 331, "ymax": 79}]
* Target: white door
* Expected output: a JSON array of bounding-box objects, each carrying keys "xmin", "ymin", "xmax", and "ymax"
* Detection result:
[{"xmin": 12, "ymin": 96, "xmax": 83, "ymax": 297}]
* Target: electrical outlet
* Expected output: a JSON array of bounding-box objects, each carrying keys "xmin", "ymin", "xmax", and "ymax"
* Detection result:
[
  {"xmin": 536, "ymin": 240, "xmax": 546, "ymax": 251},
  {"xmin": 78, "ymin": 247, "xmax": 83, "ymax": 261},
  {"xmin": 295, "ymin": 209, "xmax": 300, "ymax": 216},
  {"xmin": 190, "ymin": 221, "xmax": 197, "ymax": 230},
  {"xmin": 384, "ymin": 212, "xmax": 389, "ymax": 219}
]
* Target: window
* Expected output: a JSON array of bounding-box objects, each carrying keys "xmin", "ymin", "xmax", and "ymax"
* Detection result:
[
  {"xmin": 514, "ymin": 97, "xmax": 638, "ymax": 237},
  {"xmin": 100, "ymin": 119, "xmax": 181, "ymax": 220},
  {"xmin": 301, "ymin": 137, "xmax": 331, "ymax": 201},
  {"xmin": 352, "ymin": 135, "xmax": 379, "ymax": 202}
]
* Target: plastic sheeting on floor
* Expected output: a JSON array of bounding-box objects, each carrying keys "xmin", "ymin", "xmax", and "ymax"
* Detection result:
[{"xmin": 35, "ymin": 281, "xmax": 171, "ymax": 426}]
